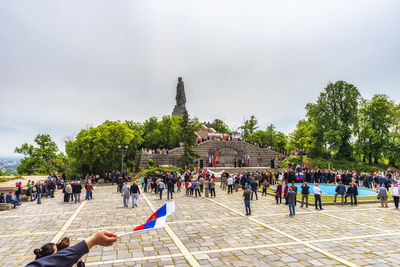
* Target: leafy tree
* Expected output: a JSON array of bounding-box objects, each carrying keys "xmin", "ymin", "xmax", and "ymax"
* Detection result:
[
  {"xmin": 251, "ymin": 124, "xmax": 286, "ymax": 152},
  {"xmin": 274, "ymin": 131, "xmax": 287, "ymax": 154},
  {"xmin": 264, "ymin": 124, "xmax": 278, "ymax": 148},
  {"xmin": 15, "ymin": 134, "xmax": 65, "ymax": 174},
  {"xmin": 356, "ymin": 95, "xmax": 394, "ymax": 164},
  {"xmin": 124, "ymin": 120, "xmax": 144, "ymax": 172},
  {"xmin": 212, "ymin": 119, "xmax": 230, "ymax": 134},
  {"xmin": 158, "ymin": 115, "xmax": 182, "ymax": 149},
  {"xmin": 306, "ymin": 103, "xmax": 328, "ymax": 158},
  {"xmin": 66, "ymin": 121, "xmax": 138, "ymax": 176},
  {"xmin": 287, "ymin": 120, "xmax": 312, "ymax": 157},
  {"xmin": 142, "ymin": 117, "xmax": 161, "ymax": 149},
  {"xmin": 239, "ymin": 115, "xmax": 258, "ymax": 141},
  {"xmin": 307, "ymin": 81, "xmax": 360, "ymax": 159},
  {"xmin": 388, "ymin": 103, "xmax": 400, "ymax": 166},
  {"xmin": 178, "ymin": 111, "xmax": 200, "ymax": 167},
  {"xmin": 252, "ymin": 130, "xmax": 267, "ymax": 146}
]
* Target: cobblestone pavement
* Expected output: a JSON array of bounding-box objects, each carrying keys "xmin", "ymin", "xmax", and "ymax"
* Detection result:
[{"xmin": 1, "ymin": 183, "xmax": 400, "ymax": 266}]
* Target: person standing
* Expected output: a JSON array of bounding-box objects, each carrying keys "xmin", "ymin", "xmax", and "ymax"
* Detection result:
[
  {"xmin": 199, "ymin": 176, "xmax": 205, "ymax": 192},
  {"xmin": 352, "ymin": 182, "xmax": 358, "ymax": 206},
  {"xmin": 221, "ymin": 173, "xmax": 227, "ymax": 191},
  {"xmin": 130, "ymin": 181, "xmax": 140, "ymax": 207},
  {"xmin": 65, "ymin": 182, "xmax": 72, "ymax": 203},
  {"xmin": 35, "ymin": 181, "xmax": 43, "ymax": 205},
  {"xmin": 243, "ymin": 188, "xmax": 251, "ymax": 216},
  {"xmin": 300, "ymin": 182, "xmax": 309, "ymax": 208},
  {"xmin": 167, "ymin": 178, "xmax": 174, "ymax": 200},
  {"xmin": 262, "ymin": 180, "xmax": 269, "ymax": 196},
  {"xmin": 283, "ymin": 183, "xmax": 289, "ymax": 205},
  {"xmin": 275, "ymin": 182, "xmax": 282, "ymax": 204},
  {"xmin": 392, "ymin": 183, "xmax": 399, "ymax": 209},
  {"xmin": 290, "ymin": 182, "xmax": 298, "ymax": 206},
  {"xmin": 250, "ymin": 178, "xmax": 258, "ymax": 200},
  {"xmin": 194, "ymin": 179, "xmax": 201, "ymax": 197},
  {"xmin": 227, "ymin": 176, "xmax": 233, "ymax": 194},
  {"xmin": 344, "ymin": 183, "xmax": 355, "ymax": 206},
  {"xmin": 158, "ymin": 180, "xmax": 165, "ymax": 200},
  {"xmin": 209, "ymin": 179, "xmax": 216, "ymax": 198},
  {"xmin": 313, "ymin": 183, "xmax": 323, "ymax": 210},
  {"xmin": 204, "ymin": 178, "xmax": 210, "ymax": 197},
  {"xmin": 334, "ymin": 182, "xmax": 346, "ymax": 206},
  {"xmin": 378, "ymin": 185, "xmax": 389, "ymax": 208},
  {"xmin": 48, "ymin": 179, "xmax": 55, "ymax": 198},
  {"xmin": 73, "ymin": 181, "xmax": 82, "ymax": 203},
  {"xmin": 287, "ymin": 187, "xmax": 297, "ymax": 216},
  {"xmin": 121, "ymin": 182, "xmax": 130, "ymax": 207},
  {"xmin": 85, "ymin": 182, "xmax": 93, "ymax": 200},
  {"xmin": 15, "ymin": 182, "xmax": 22, "ymax": 205}
]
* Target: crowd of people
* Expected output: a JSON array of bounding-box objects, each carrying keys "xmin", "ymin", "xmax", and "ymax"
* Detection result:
[
  {"xmin": 2, "ymin": 165, "xmax": 398, "ymax": 266},
  {"xmin": 130, "ymin": 167, "xmax": 400, "ymax": 216}
]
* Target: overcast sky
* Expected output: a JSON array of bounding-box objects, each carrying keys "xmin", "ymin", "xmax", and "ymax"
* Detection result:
[{"xmin": 1, "ymin": 0, "xmax": 399, "ymax": 157}]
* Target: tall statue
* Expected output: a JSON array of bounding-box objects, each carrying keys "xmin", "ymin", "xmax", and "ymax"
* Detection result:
[
  {"xmin": 172, "ymin": 77, "xmax": 187, "ymax": 117},
  {"xmin": 176, "ymin": 77, "xmax": 186, "ymax": 107}
]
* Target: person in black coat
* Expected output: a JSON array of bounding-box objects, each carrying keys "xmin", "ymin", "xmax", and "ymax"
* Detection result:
[
  {"xmin": 26, "ymin": 231, "xmax": 117, "ymax": 267},
  {"xmin": 345, "ymin": 183, "xmax": 355, "ymax": 205},
  {"xmin": 72, "ymin": 181, "xmax": 82, "ymax": 203},
  {"xmin": 352, "ymin": 182, "xmax": 358, "ymax": 205}
]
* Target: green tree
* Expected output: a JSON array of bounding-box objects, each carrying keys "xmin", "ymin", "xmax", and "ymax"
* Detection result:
[
  {"xmin": 356, "ymin": 95, "xmax": 394, "ymax": 164},
  {"xmin": 275, "ymin": 131, "xmax": 287, "ymax": 154},
  {"xmin": 212, "ymin": 119, "xmax": 230, "ymax": 134},
  {"xmin": 158, "ymin": 115, "xmax": 182, "ymax": 149},
  {"xmin": 251, "ymin": 124, "xmax": 286, "ymax": 151},
  {"xmin": 239, "ymin": 115, "xmax": 258, "ymax": 141},
  {"xmin": 142, "ymin": 117, "xmax": 161, "ymax": 149},
  {"xmin": 388, "ymin": 103, "xmax": 400, "ymax": 166},
  {"xmin": 66, "ymin": 121, "xmax": 138, "ymax": 176},
  {"xmin": 287, "ymin": 120, "xmax": 312, "ymax": 157},
  {"xmin": 15, "ymin": 134, "xmax": 65, "ymax": 174},
  {"xmin": 124, "ymin": 120, "xmax": 145, "ymax": 172},
  {"xmin": 307, "ymin": 81, "xmax": 360, "ymax": 159},
  {"xmin": 252, "ymin": 130, "xmax": 267, "ymax": 146},
  {"xmin": 178, "ymin": 111, "xmax": 200, "ymax": 167},
  {"xmin": 306, "ymin": 103, "xmax": 328, "ymax": 158}
]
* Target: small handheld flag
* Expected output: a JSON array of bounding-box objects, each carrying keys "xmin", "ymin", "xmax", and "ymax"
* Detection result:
[{"xmin": 133, "ymin": 202, "xmax": 175, "ymax": 232}]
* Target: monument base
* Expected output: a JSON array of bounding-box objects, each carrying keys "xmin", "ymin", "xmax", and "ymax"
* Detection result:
[{"xmin": 172, "ymin": 105, "xmax": 187, "ymax": 117}]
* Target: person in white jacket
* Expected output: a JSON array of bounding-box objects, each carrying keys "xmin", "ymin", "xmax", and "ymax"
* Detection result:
[
  {"xmin": 313, "ymin": 183, "xmax": 323, "ymax": 210},
  {"xmin": 392, "ymin": 183, "xmax": 399, "ymax": 209}
]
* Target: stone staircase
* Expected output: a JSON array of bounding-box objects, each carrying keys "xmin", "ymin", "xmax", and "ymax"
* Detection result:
[{"xmin": 138, "ymin": 139, "xmax": 282, "ymax": 168}]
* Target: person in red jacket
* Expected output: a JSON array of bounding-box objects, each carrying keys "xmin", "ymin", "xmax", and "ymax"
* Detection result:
[
  {"xmin": 283, "ymin": 183, "xmax": 289, "ymax": 205},
  {"xmin": 275, "ymin": 182, "xmax": 282, "ymax": 204}
]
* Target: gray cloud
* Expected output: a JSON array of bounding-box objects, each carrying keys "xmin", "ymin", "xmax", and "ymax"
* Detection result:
[{"xmin": 1, "ymin": 0, "xmax": 399, "ymax": 156}]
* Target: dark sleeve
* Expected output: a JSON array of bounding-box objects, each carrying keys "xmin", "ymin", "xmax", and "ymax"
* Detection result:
[{"xmin": 25, "ymin": 240, "xmax": 89, "ymax": 267}]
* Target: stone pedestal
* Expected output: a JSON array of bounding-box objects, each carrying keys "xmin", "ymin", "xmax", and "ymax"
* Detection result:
[{"xmin": 172, "ymin": 105, "xmax": 187, "ymax": 117}]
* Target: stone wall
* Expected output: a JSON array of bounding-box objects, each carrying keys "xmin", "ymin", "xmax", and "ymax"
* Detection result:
[{"xmin": 138, "ymin": 139, "xmax": 282, "ymax": 168}]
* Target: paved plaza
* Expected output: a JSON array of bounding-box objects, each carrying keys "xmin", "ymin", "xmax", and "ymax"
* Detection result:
[{"xmin": 1, "ymin": 184, "xmax": 400, "ymax": 266}]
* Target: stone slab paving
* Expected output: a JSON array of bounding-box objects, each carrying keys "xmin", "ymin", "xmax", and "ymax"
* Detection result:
[{"xmin": 0, "ymin": 183, "xmax": 400, "ymax": 266}]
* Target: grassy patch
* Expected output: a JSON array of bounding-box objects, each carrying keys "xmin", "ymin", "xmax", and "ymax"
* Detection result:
[{"xmin": 0, "ymin": 175, "xmax": 23, "ymax": 183}]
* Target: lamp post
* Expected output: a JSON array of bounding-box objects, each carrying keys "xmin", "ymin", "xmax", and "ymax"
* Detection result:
[{"xmin": 118, "ymin": 145, "xmax": 128, "ymax": 176}]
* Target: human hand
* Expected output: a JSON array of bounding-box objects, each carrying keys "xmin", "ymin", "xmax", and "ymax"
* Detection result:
[{"xmin": 85, "ymin": 231, "xmax": 118, "ymax": 249}]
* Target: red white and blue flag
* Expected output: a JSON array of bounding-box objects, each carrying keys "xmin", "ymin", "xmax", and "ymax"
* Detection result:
[{"xmin": 133, "ymin": 202, "xmax": 175, "ymax": 232}]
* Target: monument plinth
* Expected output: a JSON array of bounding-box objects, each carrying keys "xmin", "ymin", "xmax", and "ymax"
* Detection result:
[{"xmin": 172, "ymin": 77, "xmax": 187, "ymax": 117}]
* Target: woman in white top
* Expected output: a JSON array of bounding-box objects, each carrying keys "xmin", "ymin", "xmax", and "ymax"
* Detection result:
[{"xmin": 392, "ymin": 183, "xmax": 399, "ymax": 209}]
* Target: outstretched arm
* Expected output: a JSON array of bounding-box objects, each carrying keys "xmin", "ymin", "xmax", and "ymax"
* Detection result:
[{"xmin": 26, "ymin": 231, "xmax": 117, "ymax": 267}]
